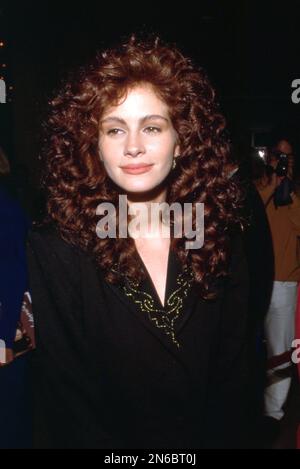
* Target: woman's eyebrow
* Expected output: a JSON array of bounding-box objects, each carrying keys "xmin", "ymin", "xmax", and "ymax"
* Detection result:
[
  {"xmin": 100, "ymin": 116, "xmax": 126, "ymax": 125},
  {"xmin": 100, "ymin": 114, "xmax": 169, "ymax": 125},
  {"xmin": 140, "ymin": 114, "xmax": 169, "ymax": 123}
]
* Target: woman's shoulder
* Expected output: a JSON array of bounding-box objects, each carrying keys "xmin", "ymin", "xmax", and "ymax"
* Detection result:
[
  {"xmin": 27, "ymin": 223, "xmax": 82, "ymax": 273},
  {"xmin": 28, "ymin": 223, "xmax": 77, "ymax": 253},
  {"xmin": 228, "ymin": 230, "xmax": 245, "ymax": 261},
  {"xmin": 226, "ymin": 230, "xmax": 249, "ymax": 291}
]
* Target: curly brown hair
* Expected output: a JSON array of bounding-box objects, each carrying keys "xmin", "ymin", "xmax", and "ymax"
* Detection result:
[{"xmin": 42, "ymin": 35, "xmax": 242, "ymax": 299}]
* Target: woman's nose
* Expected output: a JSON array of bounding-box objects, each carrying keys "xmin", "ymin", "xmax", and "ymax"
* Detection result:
[{"xmin": 124, "ymin": 133, "xmax": 145, "ymax": 157}]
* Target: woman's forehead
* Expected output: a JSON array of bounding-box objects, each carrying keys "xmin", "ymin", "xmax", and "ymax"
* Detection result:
[{"xmin": 101, "ymin": 85, "xmax": 169, "ymax": 118}]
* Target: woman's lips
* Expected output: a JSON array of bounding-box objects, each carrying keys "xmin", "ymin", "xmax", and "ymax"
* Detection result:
[{"xmin": 121, "ymin": 164, "xmax": 153, "ymax": 175}]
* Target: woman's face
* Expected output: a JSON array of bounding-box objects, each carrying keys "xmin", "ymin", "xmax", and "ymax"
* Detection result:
[{"xmin": 98, "ymin": 84, "xmax": 180, "ymax": 195}]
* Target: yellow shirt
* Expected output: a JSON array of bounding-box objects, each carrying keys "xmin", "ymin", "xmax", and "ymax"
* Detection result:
[{"xmin": 257, "ymin": 179, "xmax": 300, "ymax": 281}]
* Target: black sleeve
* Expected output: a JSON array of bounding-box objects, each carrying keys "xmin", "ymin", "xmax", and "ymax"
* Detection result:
[
  {"xmin": 27, "ymin": 227, "xmax": 112, "ymax": 448},
  {"xmin": 206, "ymin": 234, "xmax": 249, "ymax": 448}
]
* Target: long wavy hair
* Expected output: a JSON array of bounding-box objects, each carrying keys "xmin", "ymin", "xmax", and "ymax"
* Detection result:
[{"xmin": 42, "ymin": 35, "xmax": 243, "ymax": 299}]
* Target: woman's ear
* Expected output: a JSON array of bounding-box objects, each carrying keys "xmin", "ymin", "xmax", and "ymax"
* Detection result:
[{"xmin": 175, "ymin": 143, "xmax": 181, "ymax": 158}]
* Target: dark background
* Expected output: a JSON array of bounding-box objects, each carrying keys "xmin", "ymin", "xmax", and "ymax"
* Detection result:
[{"xmin": 1, "ymin": 0, "xmax": 300, "ymax": 215}]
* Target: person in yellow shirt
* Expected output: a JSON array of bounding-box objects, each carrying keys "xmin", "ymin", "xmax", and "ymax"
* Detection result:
[{"xmin": 256, "ymin": 138, "xmax": 300, "ymax": 430}]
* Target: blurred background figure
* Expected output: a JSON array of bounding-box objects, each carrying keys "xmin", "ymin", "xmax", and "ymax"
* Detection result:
[
  {"xmin": 255, "ymin": 134, "xmax": 300, "ymax": 443},
  {"xmin": 0, "ymin": 145, "xmax": 33, "ymax": 448}
]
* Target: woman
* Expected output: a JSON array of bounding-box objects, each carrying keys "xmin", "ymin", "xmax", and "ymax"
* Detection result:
[{"xmin": 27, "ymin": 35, "xmax": 248, "ymax": 449}]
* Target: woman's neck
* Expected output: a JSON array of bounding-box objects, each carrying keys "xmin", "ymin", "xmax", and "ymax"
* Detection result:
[{"xmin": 127, "ymin": 187, "xmax": 170, "ymax": 239}]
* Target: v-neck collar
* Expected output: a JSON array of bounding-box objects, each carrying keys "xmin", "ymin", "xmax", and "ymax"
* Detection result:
[
  {"xmin": 135, "ymin": 244, "xmax": 173, "ymax": 310},
  {"xmin": 123, "ymin": 248, "xmax": 195, "ymax": 347},
  {"xmin": 102, "ymin": 246, "xmax": 197, "ymax": 355}
]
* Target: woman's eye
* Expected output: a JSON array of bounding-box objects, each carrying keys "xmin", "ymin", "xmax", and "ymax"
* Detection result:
[
  {"xmin": 144, "ymin": 126, "xmax": 161, "ymax": 134},
  {"xmin": 107, "ymin": 128, "xmax": 123, "ymax": 135}
]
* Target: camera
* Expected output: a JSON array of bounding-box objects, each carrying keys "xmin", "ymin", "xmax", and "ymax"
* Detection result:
[{"xmin": 274, "ymin": 152, "xmax": 288, "ymax": 177}]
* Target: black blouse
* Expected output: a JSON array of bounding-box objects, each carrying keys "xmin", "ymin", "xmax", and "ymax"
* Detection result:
[
  {"xmin": 27, "ymin": 226, "xmax": 249, "ymax": 449},
  {"xmin": 112, "ymin": 247, "xmax": 195, "ymax": 349}
]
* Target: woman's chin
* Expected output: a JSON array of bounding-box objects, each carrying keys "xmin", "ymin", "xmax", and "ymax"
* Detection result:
[{"xmin": 120, "ymin": 180, "xmax": 164, "ymax": 195}]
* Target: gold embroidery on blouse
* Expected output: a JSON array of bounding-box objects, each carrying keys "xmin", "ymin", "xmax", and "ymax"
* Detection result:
[{"xmin": 121, "ymin": 267, "xmax": 194, "ymax": 348}]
